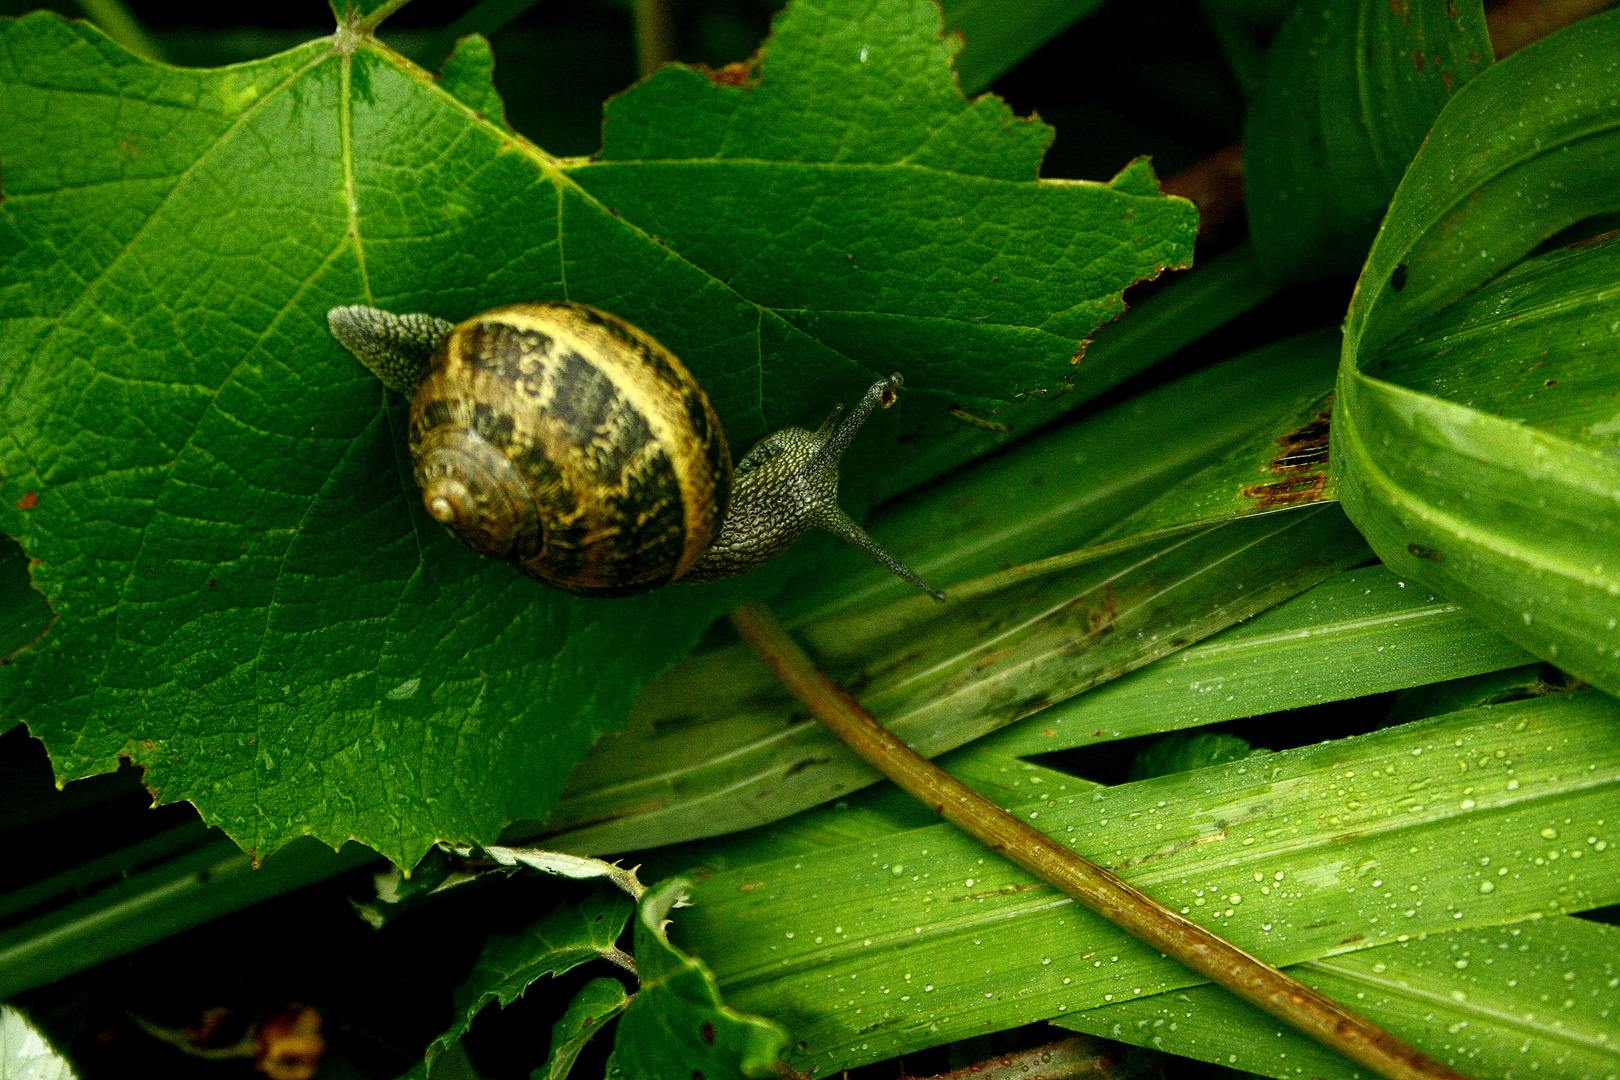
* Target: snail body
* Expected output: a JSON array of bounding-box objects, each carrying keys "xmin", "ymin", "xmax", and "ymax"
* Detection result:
[{"xmin": 327, "ymin": 301, "xmax": 943, "ymax": 601}]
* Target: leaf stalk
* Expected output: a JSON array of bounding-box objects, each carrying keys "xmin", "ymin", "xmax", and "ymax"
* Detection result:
[{"xmin": 728, "ymin": 600, "xmax": 1473, "ymax": 1080}]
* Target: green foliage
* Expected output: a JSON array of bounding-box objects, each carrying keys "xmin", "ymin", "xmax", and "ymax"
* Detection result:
[
  {"xmin": 1245, "ymin": 0, "xmax": 1492, "ymax": 283},
  {"xmin": 783, "ymin": 325, "xmax": 1339, "ymax": 624},
  {"xmin": 417, "ymin": 887, "xmax": 635, "ymax": 1077},
  {"xmin": 607, "ymin": 879, "xmax": 788, "ymax": 1080},
  {"xmin": 1061, "ymin": 916, "xmax": 1620, "ymax": 1080},
  {"xmin": 540, "ymin": 505, "xmax": 1370, "ymax": 854},
  {"xmin": 0, "ymin": 833, "xmax": 374, "ymax": 1000},
  {"xmin": 980, "ymin": 564, "xmax": 1534, "ymax": 757},
  {"xmin": 671, "ymin": 690, "xmax": 1620, "ymax": 1072},
  {"xmin": 1334, "ymin": 11, "xmax": 1620, "ymax": 696},
  {"xmin": 0, "ymin": 0, "xmax": 1192, "ymax": 867},
  {"xmin": 438, "ymin": 34, "xmax": 507, "ymax": 126},
  {"xmin": 537, "ymin": 979, "xmax": 630, "ymax": 1080},
  {"xmin": 7, "ymin": 0, "xmax": 1620, "ymax": 1078}
]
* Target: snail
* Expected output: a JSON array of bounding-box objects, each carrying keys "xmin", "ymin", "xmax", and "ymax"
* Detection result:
[{"xmin": 326, "ymin": 301, "xmax": 945, "ymax": 601}]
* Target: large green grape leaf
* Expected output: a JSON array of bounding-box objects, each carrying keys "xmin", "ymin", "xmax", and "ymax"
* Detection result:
[
  {"xmin": 1334, "ymin": 12, "xmax": 1620, "ymax": 696},
  {"xmin": 1245, "ymin": 0, "xmax": 1492, "ymax": 283},
  {"xmin": 0, "ymin": 0, "xmax": 1193, "ymax": 866}
]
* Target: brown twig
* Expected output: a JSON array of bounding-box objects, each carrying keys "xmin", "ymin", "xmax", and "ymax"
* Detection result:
[
  {"xmin": 633, "ymin": 0, "xmax": 677, "ymax": 77},
  {"xmin": 1485, "ymin": 0, "xmax": 1618, "ymax": 57},
  {"xmin": 728, "ymin": 601, "xmax": 1472, "ymax": 1080},
  {"xmin": 1161, "ymin": 142, "xmax": 1244, "ymax": 248}
]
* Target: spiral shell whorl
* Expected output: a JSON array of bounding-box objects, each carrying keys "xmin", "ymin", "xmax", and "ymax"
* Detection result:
[
  {"xmin": 408, "ymin": 303, "xmax": 730, "ymax": 597},
  {"xmin": 411, "ymin": 425, "xmax": 541, "ymax": 562}
]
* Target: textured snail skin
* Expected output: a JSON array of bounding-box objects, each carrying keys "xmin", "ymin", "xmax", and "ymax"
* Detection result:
[{"xmin": 327, "ymin": 302, "xmax": 944, "ymax": 601}]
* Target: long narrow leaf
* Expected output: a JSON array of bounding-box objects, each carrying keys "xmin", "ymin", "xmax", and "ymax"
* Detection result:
[
  {"xmin": 669, "ymin": 691, "xmax": 1620, "ymax": 1074},
  {"xmin": 1245, "ymin": 0, "xmax": 1491, "ymax": 281},
  {"xmin": 1059, "ymin": 915, "xmax": 1620, "ymax": 1080},
  {"xmin": 1334, "ymin": 12, "xmax": 1620, "ymax": 695},
  {"xmin": 529, "ymin": 506, "xmax": 1368, "ymax": 854},
  {"xmin": 784, "ymin": 327, "xmax": 1338, "ymax": 624},
  {"xmin": 982, "ymin": 565, "xmax": 1533, "ymax": 757}
]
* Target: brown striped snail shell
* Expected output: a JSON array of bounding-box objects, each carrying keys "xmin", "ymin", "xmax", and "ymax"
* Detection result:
[{"xmin": 327, "ymin": 301, "xmax": 943, "ymax": 601}]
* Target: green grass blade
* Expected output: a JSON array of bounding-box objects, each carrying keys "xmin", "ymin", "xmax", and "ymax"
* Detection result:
[
  {"xmin": 782, "ymin": 328, "xmax": 1340, "ymax": 624},
  {"xmin": 533, "ymin": 506, "xmax": 1368, "ymax": 855},
  {"xmin": 669, "ymin": 690, "xmax": 1620, "ymax": 1074},
  {"xmin": 1058, "ymin": 916, "xmax": 1620, "ymax": 1080},
  {"xmin": 982, "ymin": 565, "xmax": 1534, "ymax": 757},
  {"xmin": 636, "ymin": 748, "xmax": 1100, "ymax": 883},
  {"xmin": 0, "ymin": 837, "xmax": 375, "ymax": 1000}
]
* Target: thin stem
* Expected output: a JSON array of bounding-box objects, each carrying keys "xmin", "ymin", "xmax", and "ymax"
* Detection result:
[
  {"xmin": 728, "ymin": 601, "xmax": 1474, "ymax": 1080},
  {"xmin": 600, "ymin": 945, "xmax": 639, "ymax": 977},
  {"xmin": 355, "ymin": 0, "xmax": 419, "ymax": 35},
  {"xmin": 633, "ymin": 0, "xmax": 676, "ymax": 77}
]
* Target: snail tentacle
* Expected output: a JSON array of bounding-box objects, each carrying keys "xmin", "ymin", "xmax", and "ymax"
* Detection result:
[
  {"xmin": 687, "ymin": 374, "xmax": 945, "ymax": 601},
  {"xmin": 811, "ymin": 503, "xmax": 946, "ymax": 602}
]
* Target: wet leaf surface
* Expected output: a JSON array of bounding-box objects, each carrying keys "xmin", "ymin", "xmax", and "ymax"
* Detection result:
[
  {"xmin": 1334, "ymin": 12, "xmax": 1620, "ymax": 696},
  {"xmin": 0, "ymin": 0, "xmax": 1192, "ymax": 866}
]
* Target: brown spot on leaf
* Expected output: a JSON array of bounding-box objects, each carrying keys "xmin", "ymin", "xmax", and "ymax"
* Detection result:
[
  {"xmin": 738, "ymin": 881, "xmax": 765, "ymax": 892},
  {"xmin": 1242, "ymin": 402, "xmax": 1334, "ymax": 509},
  {"xmin": 1243, "ymin": 473, "xmax": 1328, "ymax": 508},
  {"xmin": 16, "ymin": 492, "xmax": 37, "ymax": 510},
  {"xmin": 699, "ymin": 1022, "xmax": 715, "ymax": 1046},
  {"xmin": 1407, "ymin": 543, "xmax": 1443, "ymax": 561},
  {"xmin": 701, "ymin": 60, "xmax": 756, "ymax": 88},
  {"xmin": 1086, "ymin": 591, "xmax": 1118, "ymax": 637},
  {"xmin": 1270, "ymin": 410, "xmax": 1331, "ymax": 472},
  {"xmin": 1391, "ymin": 263, "xmax": 1408, "ymax": 291},
  {"xmin": 1412, "ymin": 49, "xmax": 1424, "ymax": 71},
  {"xmin": 948, "ymin": 405, "xmax": 1010, "ymax": 432}
]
